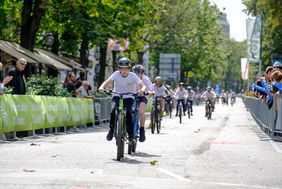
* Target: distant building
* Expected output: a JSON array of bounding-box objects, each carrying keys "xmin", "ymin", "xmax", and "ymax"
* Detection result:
[{"xmin": 220, "ymin": 13, "xmax": 230, "ymax": 38}]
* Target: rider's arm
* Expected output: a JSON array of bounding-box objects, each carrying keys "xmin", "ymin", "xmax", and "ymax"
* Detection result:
[
  {"xmin": 98, "ymin": 78, "xmax": 113, "ymax": 92},
  {"xmin": 201, "ymin": 91, "xmax": 207, "ymax": 98},
  {"xmin": 138, "ymin": 81, "xmax": 147, "ymax": 94}
]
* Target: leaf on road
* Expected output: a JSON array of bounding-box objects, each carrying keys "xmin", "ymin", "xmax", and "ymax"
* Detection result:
[
  {"xmin": 30, "ymin": 143, "xmax": 40, "ymax": 146},
  {"xmin": 194, "ymin": 128, "xmax": 201, "ymax": 133},
  {"xmin": 150, "ymin": 160, "xmax": 158, "ymax": 166},
  {"xmin": 23, "ymin": 169, "xmax": 36, "ymax": 172}
]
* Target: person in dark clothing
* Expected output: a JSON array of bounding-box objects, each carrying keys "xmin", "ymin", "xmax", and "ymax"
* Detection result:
[{"xmin": 6, "ymin": 58, "xmax": 27, "ymax": 95}]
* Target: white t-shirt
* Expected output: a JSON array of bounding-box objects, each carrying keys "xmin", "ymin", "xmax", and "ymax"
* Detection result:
[
  {"xmin": 109, "ymin": 71, "xmax": 142, "ymax": 99},
  {"xmin": 187, "ymin": 90, "xmax": 196, "ymax": 100},
  {"xmin": 137, "ymin": 74, "xmax": 153, "ymax": 91},
  {"xmin": 77, "ymin": 86, "xmax": 89, "ymax": 98},
  {"xmin": 175, "ymin": 88, "xmax": 187, "ymax": 100},
  {"xmin": 153, "ymin": 84, "xmax": 167, "ymax": 97}
]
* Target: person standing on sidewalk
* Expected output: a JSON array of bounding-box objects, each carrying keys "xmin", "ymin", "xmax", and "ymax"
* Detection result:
[
  {"xmin": 0, "ymin": 63, "xmax": 13, "ymax": 94},
  {"xmin": 132, "ymin": 64, "xmax": 154, "ymax": 142},
  {"xmin": 6, "ymin": 58, "xmax": 27, "ymax": 95}
]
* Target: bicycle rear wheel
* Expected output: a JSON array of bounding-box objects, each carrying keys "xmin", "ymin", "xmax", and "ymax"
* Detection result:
[{"xmin": 116, "ymin": 113, "xmax": 124, "ymax": 161}]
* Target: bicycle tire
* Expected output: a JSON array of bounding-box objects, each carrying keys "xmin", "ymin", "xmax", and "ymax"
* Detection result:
[
  {"xmin": 179, "ymin": 106, "xmax": 182, "ymax": 124},
  {"xmin": 116, "ymin": 113, "xmax": 124, "ymax": 161},
  {"xmin": 128, "ymin": 143, "xmax": 132, "ymax": 154},
  {"xmin": 151, "ymin": 108, "xmax": 155, "ymax": 134},
  {"xmin": 132, "ymin": 141, "xmax": 137, "ymax": 152},
  {"xmin": 187, "ymin": 104, "xmax": 191, "ymax": 119}
]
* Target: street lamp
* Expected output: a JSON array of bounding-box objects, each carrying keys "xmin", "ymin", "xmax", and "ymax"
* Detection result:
[{"xmin": 44, "ymin": 33, "xmax": 54, "ymax": 49}]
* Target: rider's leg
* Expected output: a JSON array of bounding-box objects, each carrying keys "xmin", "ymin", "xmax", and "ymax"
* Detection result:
[
  {"xmin": 139, "ymin": 101, "xmax": 146, "ymax": 142},
  {"xmin": 159, "ymin": 97, "xmax": 165, "ymax": 116},
  {"xmin": 107, "ymin": 97, "xmax": 119, "ymax": 141},
  {"xmin": 124, "ymin": 98, "xmax": 134, "ymax": 141},
  {"xmin": 182, "ymin": 99, "xmax": 186, "ymax": 113},
  {"xmin": 176, "ymin": 100, "xmax": 180, "ymax": 116}
]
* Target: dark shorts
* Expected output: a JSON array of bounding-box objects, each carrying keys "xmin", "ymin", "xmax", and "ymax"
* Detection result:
[{"xmin": 137, "ymin": 96, "xmax": 148, "ymax": 104}]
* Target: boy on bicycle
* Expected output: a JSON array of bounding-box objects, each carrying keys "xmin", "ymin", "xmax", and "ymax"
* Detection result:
[
  {"xmin": 153, "ymin": 76, "xmax": 170, "ymax": 117},
  {"xmin": 132, "ymin": 65, "xmax": 155, "ymax": 142},
  {"xmin": 174, "ymin": 82, "xmax": 187, "ymax": 116},
  {"xmin": 98, "ymin": 57, "xmax": 146, "ymax": 142},
  {"xmin": 201, "ymin": 86, "xmax": 216, "ymax": 117}
]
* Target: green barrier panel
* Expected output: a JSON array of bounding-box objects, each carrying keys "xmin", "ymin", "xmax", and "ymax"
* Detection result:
[
  {"xmin": 11, "ymin": 95, "xmax": 31, "ymax": 132},
  {"xmin": 0, "ymin": 95, "xmax": 95, "ymax": 132}
]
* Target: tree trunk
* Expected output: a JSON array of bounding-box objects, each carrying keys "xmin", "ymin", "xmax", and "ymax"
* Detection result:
[
  {"xmin": 51, "ymin": 32, "xmax": 59, "ymax": 55},
  {"xmin": 137, "ymin": 51, "xmax": 144, "ymax": 64},
  {"xmin": 80, "ymin": 37, "xmax": 89, "ymax": 69},
  {"xmin": 112, "ymin": 51, "xmax": 117, "ymax": 71},
  {"xmin": 20, "ymin": 0, "xmax": 46, "ymax": 77},
  {"xmin": 98, "ymin": 45, "xmax": 107, "ymax": 87}
]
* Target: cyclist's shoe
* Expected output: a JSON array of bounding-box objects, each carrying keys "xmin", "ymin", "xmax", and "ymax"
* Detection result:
[
  {"xmin": 184, "ymin": 112, "xmax": 186, "ymax": 116},
  {"xmin": 139, "ymin": 128, "xmax": 146, "ymax": 142},
  {"xmin": 175, "ymin": 113, "xmax": 178, "ymax": 116},
  {"xmin": 161, "ymin": 111, "xmax": 166, "ymax": 117},
  {"xmin": 191, "ymin": 112, "xmax": 193, "ymax": 116},
  {"xmin": 106, "ymin": 128, "xmax": 114, "ymax": 141}
]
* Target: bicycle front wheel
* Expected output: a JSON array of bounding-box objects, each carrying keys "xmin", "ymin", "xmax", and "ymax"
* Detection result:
[
  {"xmin": 179, "ymin": 107, "xmax": 182, "ymax": 124},
  {"xmin": 151, "ymin": 108, "xmax": 156, "ymax": 134},
  {"xmin": 116, "ymin": 113, "xmax": 124, "ymax": 161}
]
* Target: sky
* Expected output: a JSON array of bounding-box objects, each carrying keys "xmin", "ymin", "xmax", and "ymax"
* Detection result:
[{"xmin": 210, "ymin": 0, "xmax": 249, "ymax": 42}]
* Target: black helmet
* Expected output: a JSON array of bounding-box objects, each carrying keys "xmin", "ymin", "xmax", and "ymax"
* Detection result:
[
  {"xmin": 118, "ymin": 57, "xmax": 131, "ymax": 68},
  {"xmin": 132, "ymin": 64, "xmax": 145, "ymax": 74}
]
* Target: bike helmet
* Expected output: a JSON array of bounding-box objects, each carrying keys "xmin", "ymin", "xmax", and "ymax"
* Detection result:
[
  {"xmin": 154, "ymin": 76, "xmax": 162, "ymax": 84},
  {"xmin": 207, "ymin": 86, "xmax": 211, "ymax": 91},
  {"xmin": 179, "ymin": 82, "xmax": 184, "ymax": 86},
  {"xmin": 132, "ymin": 64, "xmax": 145, "ymax": 74},
  {"xmin": 118, "ymin": 57, "xmax": 131, "ymax": 68},
  {"xmin": 187, "ymin": 86, "xmax": 192, "ymax": 90}
]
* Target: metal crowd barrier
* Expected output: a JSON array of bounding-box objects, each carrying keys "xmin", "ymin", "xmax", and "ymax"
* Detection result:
[
  {"xmin": 94, "ymin": 98, "xmax": 112, "ymax": 124},
  {"xmin": 244, "ymin": 96, "xmax": 282, "ymax": 141}
]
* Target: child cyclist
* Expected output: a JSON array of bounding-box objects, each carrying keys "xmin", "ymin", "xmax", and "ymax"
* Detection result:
[
  {"xmin": 98, "ymin": 57, "xmax": 146, "ymax": 142},
  {"xmin": 174, "ymin": 82, "xmax": 187, "ymax": 116},
  {"xmin": 153, "ymin": 76, "xmax": 170, "ymax": 117},
  {"xmin": 132, "ymin": 65, "xmax": 155, "ymax": 142}
]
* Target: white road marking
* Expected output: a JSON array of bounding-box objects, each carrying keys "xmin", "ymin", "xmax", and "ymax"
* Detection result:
[
  {"xmin": 270, "ymin": 141, "xmax": 282, "ymax": 154},
  {"xmin": 155, "ymin": 168, "xmax": 191, "ymax": 182},
  {"xmin": 156, "ymin": 167, "xmax": 278, "ymax": 189}
]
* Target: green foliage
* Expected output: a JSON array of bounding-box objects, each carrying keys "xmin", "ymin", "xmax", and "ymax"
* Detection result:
[{"xmin": 26, "ymin": 75, "xmax": 71, "ymax": 97}]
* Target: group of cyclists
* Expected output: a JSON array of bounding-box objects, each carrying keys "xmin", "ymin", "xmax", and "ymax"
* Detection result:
[{"xmin": 98, "ymin": 57, "xmax": 236, "ymax": 146}]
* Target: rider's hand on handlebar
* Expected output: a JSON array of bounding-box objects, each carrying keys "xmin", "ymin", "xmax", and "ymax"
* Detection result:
[{"xmin": 98, "ymin": 88, "xmax": 105, "ymax": 93}]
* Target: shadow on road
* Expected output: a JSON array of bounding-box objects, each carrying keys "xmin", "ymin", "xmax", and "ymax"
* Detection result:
[{"xmin": 131, "ymin": 151, "xmax": 161, "ymax": 158}]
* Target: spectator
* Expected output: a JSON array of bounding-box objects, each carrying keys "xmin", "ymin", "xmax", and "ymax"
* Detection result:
[
  {"xmin": 6, "ymin": 58, "xmax": 27, "ymax": 95},
  {"xmin": 273, "ymin": 61, "xmax": 282, "ymax": 73},
  {"xmin": 77, "ymin": 81, "xmax": 95, "ymax": 99},
  {"xmin": 0, "ymin": 63, "xmax": 13, "ymax": 94},
  {"xmin": 264, "ymin": 66, "xmax": 273, "ymax": 84},
  {"xmin": 64, "ymin": 72, "xmax": 78, "ymax": 97}
]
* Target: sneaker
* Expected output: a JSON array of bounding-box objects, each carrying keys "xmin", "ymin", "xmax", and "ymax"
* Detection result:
[
  {"xmin": 106, "ymin": 129, "xmax": 114, "ymax": 141},
  {"xmin": 139, "ymin": 129, "xmax": 146, "ymax": 142}
]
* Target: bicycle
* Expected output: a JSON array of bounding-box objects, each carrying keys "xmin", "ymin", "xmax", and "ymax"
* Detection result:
[
  {"xmin": 151, "ymin": 96, "xmax": 162, "ymax": 134},
  {"xmin": 205, "ymin": 100, "xmax": 212, "ymax": 120},
  {"xmin": 176, "ymin": 99, "xmax": 184, "ymax": 124},
  {"xmin": 186, "ymin": 100, "xmax": 192, "ymax": 119},
  {"xmin": 105, "ymin": 91, "xmax": 135, "ymax": 161},
  {"xmin": 165, "ymin": 96, "xmax": 173, "ymax": 118},
  {"xmin": 128, "ymin": 93, "xmax": 148, "ymax": 154}
]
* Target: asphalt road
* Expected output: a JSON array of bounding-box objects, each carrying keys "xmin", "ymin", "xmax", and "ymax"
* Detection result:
[{"xmin": 0, "ymin": 98, "xmax": 282, "ymax": 189}]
